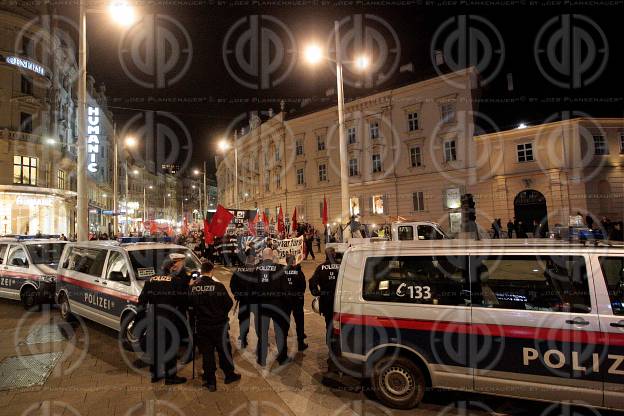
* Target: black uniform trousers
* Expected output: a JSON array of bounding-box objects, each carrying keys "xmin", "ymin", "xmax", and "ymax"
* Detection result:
[
  {"xmin": 196, "ymin": 324, "xmax": 235, "ymax": 383},
  {"xmin": 291, "ymin": 297, "xmax": 305, "ymax": 342},
  {"xmin": 146, "ymin": 307, "xmax": 180, "ymax": 379},
  {"xmin": 253, "ymin": 303, "xmax": 289, "ymax": 365},
  {"xmin": 237, "ymin": 301, "xmax": 251, "ymax": 342}
]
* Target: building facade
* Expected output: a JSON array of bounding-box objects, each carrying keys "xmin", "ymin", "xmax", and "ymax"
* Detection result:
[{"xmin": 216, "ymin": 69, "xmax": 623, "ymax": 235}]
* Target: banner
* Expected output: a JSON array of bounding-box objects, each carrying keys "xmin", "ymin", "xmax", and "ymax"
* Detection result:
[
  {"xmin": 229, "ymin": 209, "xmax": 255, "ymax": 228},
  {"xmin": 269, "ymin": 236, "xmax": 305, "ymax": 264},
  {"xmin": 239, "ymin": 236, "xmax": 267, "ymax": 254}
]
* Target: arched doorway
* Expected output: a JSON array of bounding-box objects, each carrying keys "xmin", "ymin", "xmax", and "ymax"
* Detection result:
[{"xmin": 514, "ymin": 190, "xmax": 548, "ymax": 236}]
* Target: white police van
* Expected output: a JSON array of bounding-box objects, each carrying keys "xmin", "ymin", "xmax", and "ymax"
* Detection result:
[
  {"xmin": 332, "ymin": 239, "xmax": 624, "ymax": 410},
  {"xmin": 55, "ymin": 241, "xmax": 201, "ymax": 347},
  {"xmin": 0, "ymin": 238, "xmax": 67, "ymax": 309}
]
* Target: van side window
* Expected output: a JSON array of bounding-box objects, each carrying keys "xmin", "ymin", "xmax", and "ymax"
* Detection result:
[
  {"xmin": 7, "ymin": 247, "xmax": 28, "ymax": 268},
  {"xmin": 598, "ymin": 257, "xmax": 624, "ymax": 315},
  {"xmin": 417, "ymin": 225, "xmax": 444, "ymax": 240},
  {"xmin": 105, "ymin": 251, "xmax": 130, "ymax": 284},
  {"xmin": 397, "ymin": 226, "xmax": 414, "ymax": 240},
  {"xmin": 0, "ymin": 244, "xmax": 8, "ymax": 264},
  {"xmin": 471, "ymin": 255, "xmax": 591, "ymax": 313},
  {"xmin": 65, "ymin": 247, "xmax": 107, "ymax": 278},
  {"xmin": 363, "ymin": 256, "xmax": 469, "ymax": 305}
]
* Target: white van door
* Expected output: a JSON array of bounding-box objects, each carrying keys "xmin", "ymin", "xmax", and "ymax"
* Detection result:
[
  {"xmin": 592, "ymin": 254, "xmax": 624, "ymax": 409},
  {"xmin": 101, "ymin": 251, "xmax": 138, "ymax": 329},
  {"xmin": 471, "ymin": 253, "xmax": 602, "ymax": 407},
  {"xmin": 0, "ymin": 243, "xmax": 19, "ymax": 299}
]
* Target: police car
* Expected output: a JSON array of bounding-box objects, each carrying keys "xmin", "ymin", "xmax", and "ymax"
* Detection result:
[
  {"xmin": 55, "ymin": 241, "xmax": 201, "ymax": 347},
  {"xmin": 0, "ymin": 237, "xmax": 67, "ymax": 309},
  {"xmin": 332, "ymin": 239, "xmax": 624, "ymax": 410}
]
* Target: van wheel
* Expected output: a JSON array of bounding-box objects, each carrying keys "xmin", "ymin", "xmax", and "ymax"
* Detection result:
[
  {"xmin": 370, "ymin": 356, "xmax": 425, "ymax": 409},
  {"xmin": 120, "ymin": 312, "xmax": 141, "ymax": 351},
  {"xmin": 59, "ymin": 293, "xmax": 73, "ymax": 322},
  {"xmin": 21, "ymin": 286, "xmax": 40, "ymax": 311}
]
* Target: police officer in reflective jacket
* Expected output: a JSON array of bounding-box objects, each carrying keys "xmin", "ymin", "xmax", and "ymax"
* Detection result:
[
  {"xmin": 309, "ymin": 247, "xmax": 340, "ymax": 342},
  {"xmin": 254, "ymin": 248, "xmax": 289, "ymax": 366},
  {"xmin": 284, "ymin": 254, "xmax": 308, "ymax": 351},
  {"xmin": 230, "ymin": 256, "xmax": 255, "ymax": 348},
  {"xmin": 188, "ymin": 261, "xmax": 241, "ymax": 391},
  {"xmin": 138, "ymin": 253, "xmax": 188, "ymax": 385}
]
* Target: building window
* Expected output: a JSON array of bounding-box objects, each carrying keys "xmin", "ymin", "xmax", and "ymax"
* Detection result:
[
  {"xmin": 22, "ymin": 36, "xmax": 34, "ymax": 57},
  {"xmin": 57, "ymin": 170, "xmax": 66, "ymax": 190},
  {"xmin": 319, "ymin": 202, "xmax": 325, "ymax": 218},
  {"xmin": 318, "ymin": 163, "xmax": 327, "ymax": 182},
  {"xmin": 350, "ymin": 197, "xmax": 360, "ymax": 216},
  {"xmin": 14, "ymin": 156, "xmax": 37, "ymax": 185},
  {"xmin": 517, "ymin": 143, "xmax": 534, "ymax": 162},
  {"xmin": 275, "ymin": 145, "xmax": 281, "ymax": 161},
  {"xmin": 440, "ymin": 103, "xmax": 456, "ymax": 124},
  {"xmin": 20, "ymin": 112, "xmax": 33, "ymax": 133},
  {"xmin": 444, "ymin": 140, "xmax": 457, "ymax": 162},
  {"xmin": 593, "ymin": 135, "xmax": 608, "ymax": 155},
  {"xmin": 413, "ymin": 191, "xmax": 425, "ymax": 212},
  {"xmin": 275, "ymin": 173, "xmax": 281, "ymax": 189},
  {"xmin": 369, "ymin": 121, "xmax": 380, "ymax": 139},
  {"xmin": 620, "ymin": 134, "xmax": 624, "ymax": 153},
  {"xmin": 371, "ymin": 195, "xmax": 385, "ymax": 214},
  {"xmin": 372, "ymin": 154, "xmax": 382, "ymax": 173},
  {"xmin": 317, "ymin": 135, "xmax": 325, "ymax": 151},
  {"xmin": 296, "ymin": 168, "xmax": 305, "ymax": 185},
  {"xmin": 264, "ymin": 172, "xmax": 270, "ymax": 192},
  {"xmin": 407, "ymin": 112, "xmax": 419, "ymax": 131},
  {"xmin": 348, "ymin": 158, "xmax": 359, "ymax": 176},
  {"xmin": 296, "ymin": 139, "xmax": 304, "ymax": 156},
  {"xmin": 410, "ymin": 146, "xmax": 422, "ymax": 167},
  {"xmin": 347, "ymin": 127, "xmax": 356, "ymax": 144},
  {"xmin": 21, "ymin": 75, "xmax": 33, "ymax": 95}
]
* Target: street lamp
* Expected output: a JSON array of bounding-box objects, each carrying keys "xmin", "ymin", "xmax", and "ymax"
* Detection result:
[
  {"xmin": 114, "ymin": 134, "xmax": 137, "ymax": 237},
  {"xmin": 193, "ymin": 165, "xmax": 208, "ymax": 219},
  {"xmin": 218, "ymin": 138, "xmax": 239, "ymax": 209},
  {"xmin": 77, "ymin": 1, "xmax": 138, "ymax": 241},
  {"xmin": 303, "ymin": 25, "xmax": 370, "ymax": 229}
]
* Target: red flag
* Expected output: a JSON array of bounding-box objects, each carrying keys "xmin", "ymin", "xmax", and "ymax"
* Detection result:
[
  {"xmin": 149, "ymin": 221, "xmax": 158, "ymax": 234},
  {"xmin": 248, "ymin": 210, "xmax": 258, "ymax": 236},
  {"xmin": 322, "ymin": 196, "xmax": 328, "ymax": 225},
  {"xmin": 182, "ymin": 216, "xmax": 189, "ymax": 236},
  {"xmin": 277, "ymin": 206, "xmax": 285, "ymax": 234},
  {"xmin": 291, "ymin": 207, "xmax": 298, "ymax": 235},
  {"xmin": 209, "ymin": 205, "xmax": 234, "ymax": 237},
  {"xmin": 262, "ymin": 211, "xmax": 269, "ymax": 229}
]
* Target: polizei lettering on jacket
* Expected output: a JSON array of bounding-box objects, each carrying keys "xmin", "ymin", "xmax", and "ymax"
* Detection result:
[
  {"xmin": 192, "ymin": 285, "xmax": 215, "ymax": 293},
  {"xmin": 321, "ymin": 264, "xmax": 340, "ymax": 271},
  {"xmin": 84, "ymin": 293, "xmax": 114, "ymax": 310},
  {"xmin": 523, "ymin": 347, "xmax": 624, "ymax": 375}
]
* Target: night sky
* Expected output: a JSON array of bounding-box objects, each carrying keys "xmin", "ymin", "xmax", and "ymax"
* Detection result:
[{"xmin": 57, "ymin": 1, "xmax": 623, "ymax": 179}]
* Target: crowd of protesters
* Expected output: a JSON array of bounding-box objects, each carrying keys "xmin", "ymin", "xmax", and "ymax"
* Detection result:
[{"xmin": 493, "ymin": 214, "xmax": 623, "ymax": 240}]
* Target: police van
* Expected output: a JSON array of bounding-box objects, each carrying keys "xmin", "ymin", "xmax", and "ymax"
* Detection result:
[
  {"xmin": 55, "ymin": 241, "xmax": 201, "ymax": 347},
  {"xmin": 0, "ymin": 238, "xmax": 67, "ymax": 309},
  {"xmin": 332, "ymin": 239, "xmax": 624, "ymax": 410}
]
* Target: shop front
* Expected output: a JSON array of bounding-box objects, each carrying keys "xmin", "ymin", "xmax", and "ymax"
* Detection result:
[{"xmin": 0, "ymin": 186, "xmax": 76, "ymax": 236}]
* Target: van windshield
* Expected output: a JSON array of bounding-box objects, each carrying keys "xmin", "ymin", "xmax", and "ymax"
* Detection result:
[
  {"xmin": 27, "ymin": 243, "xmax": 66, "ymax": 265},
  {"xmin": 128, "ymin": 248, "xmax": 201, "ymax": 280}
]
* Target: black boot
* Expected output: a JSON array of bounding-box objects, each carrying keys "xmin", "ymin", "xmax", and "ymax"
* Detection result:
[
  {"xmin": 298, "ymin": 341, "xmax": 308, "ymax": 352},
  {"xmin": 224, "ymin": 372, "xmax": 241, "ymax": 384}
]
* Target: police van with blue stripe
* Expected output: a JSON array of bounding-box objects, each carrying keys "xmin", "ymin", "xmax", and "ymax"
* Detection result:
[
  {"xmin": 0, "ymin": 238, "xmax": 67, "ymax": 309},
  {"xmin": 332, "ymin": 239, "xmax": 624, "ymax": 410},
  {"xmin": 55, "ymin": 241, "xmax": 201, "ymax": 347}
]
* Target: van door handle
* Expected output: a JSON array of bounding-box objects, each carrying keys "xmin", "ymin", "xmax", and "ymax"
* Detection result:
[
  {"xmin": 94, "ymin": 279, "xmax": 100, "ymax": 283},
  {"xmin": 610, "ymin": 321, "xmax": 624, "ymax": 328},
  {"xmin": 101, "ymin": 281, "xmax": 107, "ymax": 285},
  {"xmin": 566, "ymin": 318, "xmax": 590, "ymax": 326}
]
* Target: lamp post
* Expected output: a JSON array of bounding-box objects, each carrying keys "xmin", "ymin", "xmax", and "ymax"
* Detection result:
[
  {"xmin": 116, "ymin": 136, "xmax": 136, "ymax": 236},
  {"xmin": 76, "ymin": 1, "xmax": 137, "ymax": 241},
  {"xmin": 303, "ymin": 24, "xmax": 369, "ymax": 227},
  {"xmin": 193, "ymin": 164, "xmax": 207, "ymax": 218},
  {"xmin": 218, "ymin": 138, "xmax": 238, "ymax": 209}
]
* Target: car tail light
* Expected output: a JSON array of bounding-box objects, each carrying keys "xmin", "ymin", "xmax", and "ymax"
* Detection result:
[{"xmin": 332, "ymin": 312, "xmax": 341, "ymax": 335}]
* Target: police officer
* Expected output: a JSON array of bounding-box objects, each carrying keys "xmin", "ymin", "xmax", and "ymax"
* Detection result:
[
  {"xmin": 138, "ymin": 253, "xmax": 188, "ymax": 385},
  {"xmin": 284, "ymin": 254, "xmax": 308, "ymax": 351},
  {"xmin": 188, "ymin": 261, "xmax": 241, "ymax": 391},
  {"xmin": 309, "ymin": 247, "xmax": 340, "ymax": 343},
  {"xmin": 230, "ymin": 256, "xmax": 255, "ymax": 348},
  {"xmin": 254, "ymin": 248, "xmax": 289, "ymax": 366}
]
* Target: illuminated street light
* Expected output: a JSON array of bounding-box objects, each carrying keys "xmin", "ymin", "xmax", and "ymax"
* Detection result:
[
  {"xmin": 108, "ymin": 1, "xmax": 137, "ymax": 26},
  {"xmin": 355, "ymin": 55, "xmax": 370, "ymax": 71},
  {"xmin": 218, "ymin": 137, "xmax": 238, "ymax": 209},
  {"xmin": 304, "ymin": 43, "xmax": 323, "ymax": 65},
  {"xmin": 218, "ymin": 139, "xmax": 231, "ymax": 152},
  {"xmin": 125, "ymin": 136, "xmax": 137, "ymax": 147}
]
